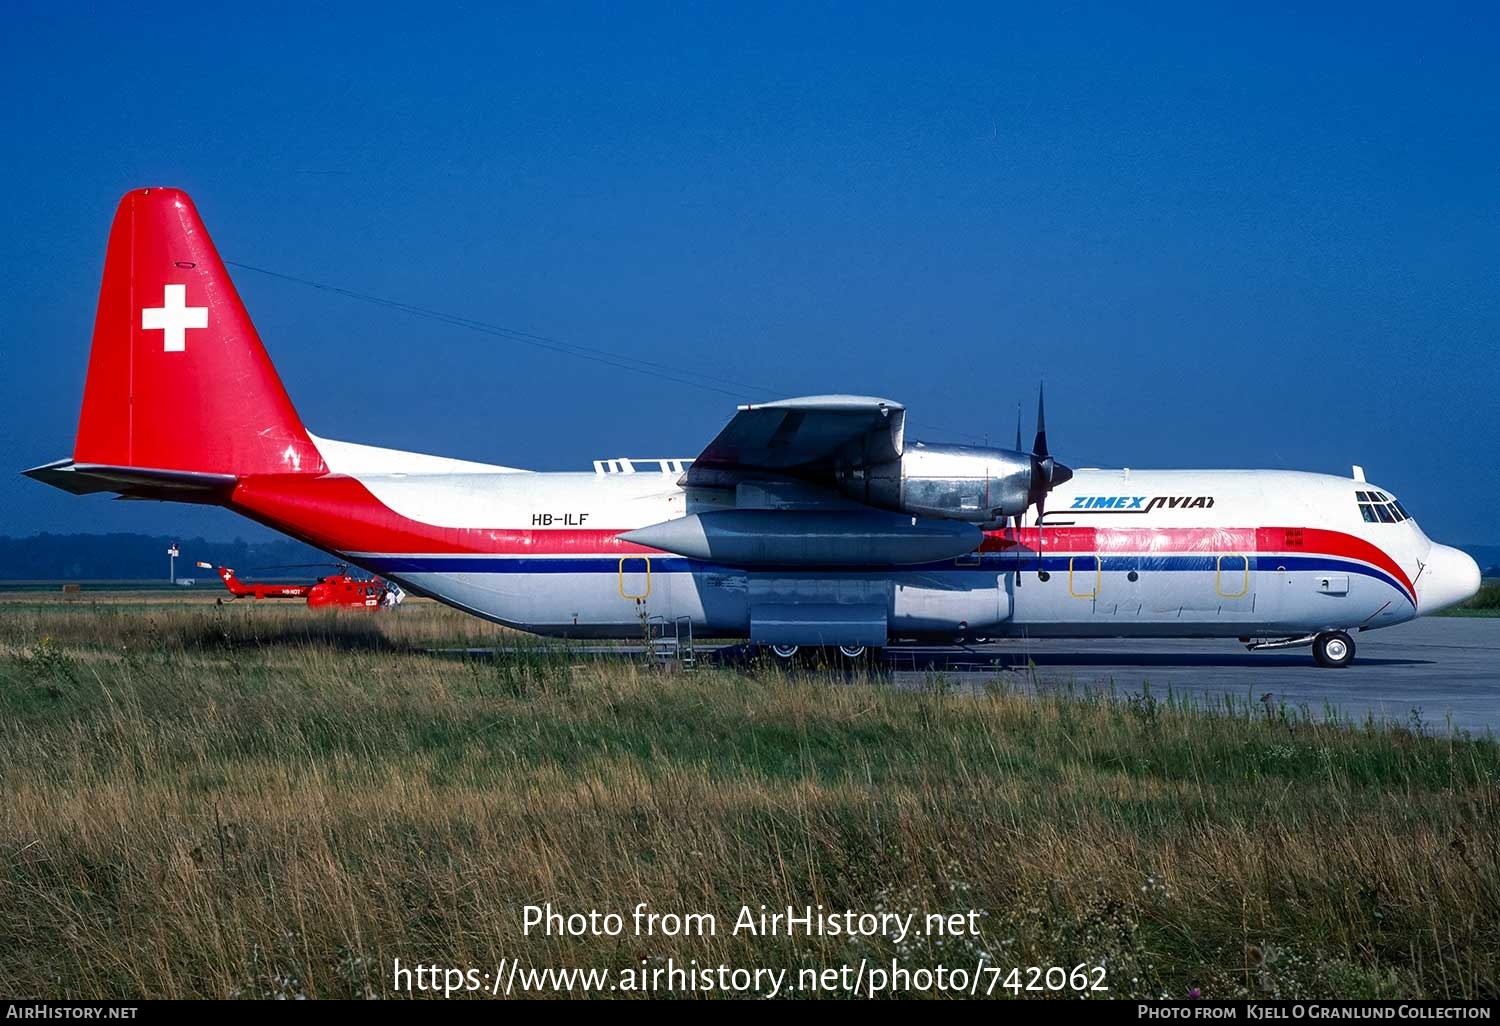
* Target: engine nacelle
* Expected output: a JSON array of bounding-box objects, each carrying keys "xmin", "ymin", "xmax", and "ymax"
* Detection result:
[{"xmin": 834, "ymin": 442, "xmax": 1034, "ymax": 523}]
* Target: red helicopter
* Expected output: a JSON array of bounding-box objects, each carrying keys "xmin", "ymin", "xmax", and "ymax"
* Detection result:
[{"xmin": 198, "ymin": 561, "xmax": 403, "ymax": 610}]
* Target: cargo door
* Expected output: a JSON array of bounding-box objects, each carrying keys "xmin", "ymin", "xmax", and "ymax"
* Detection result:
[{"xmin": 1214, "ymin": 553, "xmax": 1255, "ymax": 615}]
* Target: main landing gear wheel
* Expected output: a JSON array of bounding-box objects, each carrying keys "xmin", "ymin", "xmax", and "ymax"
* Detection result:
[
  {"xmin": 835, "ymin": 644, "xmax": 884, "ymax": 670},
  {"xmin": 1312, "ymin": 631, "xmax": 1355, "ymax": 668},
  {"xmin": 768, "ymin": 644, "xmax": 800, "ymax": 661}
]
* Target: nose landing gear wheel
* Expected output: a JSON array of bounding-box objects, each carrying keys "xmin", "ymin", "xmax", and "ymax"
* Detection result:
[{"xmin": 1312, "ymin": 630, "xmax": 1355, "ymax": 668}]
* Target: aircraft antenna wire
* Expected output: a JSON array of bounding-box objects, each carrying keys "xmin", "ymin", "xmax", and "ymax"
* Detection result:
[{"xmin": 226, "ymin": 259, "xmax": 990, "ymax": 444}]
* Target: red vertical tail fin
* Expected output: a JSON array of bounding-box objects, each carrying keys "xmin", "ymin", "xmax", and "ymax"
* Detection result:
[{"xmin": 73, "ymin": 188, "xmax": 324, "ymax": 477}]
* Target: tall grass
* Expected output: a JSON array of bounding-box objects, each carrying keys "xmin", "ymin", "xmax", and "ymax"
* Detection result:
[{"xmin": 0, "ymin": 600, "xmax": 1496, "ymax": 999}]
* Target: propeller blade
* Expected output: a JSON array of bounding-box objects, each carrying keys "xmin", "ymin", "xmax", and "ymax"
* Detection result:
[
  {"xmin": 1025, "ymin": 382, "xmax": 1073, "ymax": 498},
  {"xmin": 1032, "ymin": 384, "xmax": 1049, "ymax": 459},
  {"xmin": 1015, "ymin": 404, "xmax": 1023, "ymax": 453},
  {"xmin": 1035, "ymin": 494, "xmax": 1047, "ymax": 572}
]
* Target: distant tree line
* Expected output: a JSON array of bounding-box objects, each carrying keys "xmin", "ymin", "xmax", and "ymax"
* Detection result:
[{"xmin": 0, "ymin": 533, "xmax": 334, "ymax": 581}]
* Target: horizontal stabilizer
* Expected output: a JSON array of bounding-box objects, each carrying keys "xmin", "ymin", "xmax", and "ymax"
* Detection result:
[{"xmin": 23, "ymin": 459, "xmax": 236, "ymax": 500}]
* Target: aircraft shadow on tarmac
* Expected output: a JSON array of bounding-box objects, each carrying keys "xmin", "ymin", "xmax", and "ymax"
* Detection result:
[
  {"xmin": 422, "ymin": 645, "xmax": 1426, "ymax": 671},
  {"xmin": 882, "ymin": 649, "xmax": 1428, "ymax": 671}
]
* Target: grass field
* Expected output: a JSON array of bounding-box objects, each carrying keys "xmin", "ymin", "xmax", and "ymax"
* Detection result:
[{"xmin": 1, "ymin": 595, "xmax": 1497, "ymax": 1000}]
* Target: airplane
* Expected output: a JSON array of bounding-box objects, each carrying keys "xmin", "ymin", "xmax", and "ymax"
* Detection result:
[
  {"xmin": 24, "ymin": 188, "xmax": 1482, "ymax": 668},
  {"xmin": 198, "ymin": 561, "xmax": 399, "ymax": 609}
]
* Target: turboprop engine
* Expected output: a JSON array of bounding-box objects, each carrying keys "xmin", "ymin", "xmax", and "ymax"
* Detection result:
[
  {"xmin": 833, "ymin": 389, "xmax": 1073, "ymax": 526},
  {"xmin": 834, "ymin": 442, "xmax": 1034, "ymax": 523}
]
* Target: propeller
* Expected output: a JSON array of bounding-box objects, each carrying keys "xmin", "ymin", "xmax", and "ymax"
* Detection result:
[
  {"xmin": 1021, "ymin": 384, "xmax": 1073, "ymax": 575},
  {"xmin": 1027, "ymin": 384, "xmax": 1073, "ymax": 519}
]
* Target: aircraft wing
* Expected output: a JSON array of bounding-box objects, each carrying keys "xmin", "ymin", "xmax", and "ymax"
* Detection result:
[{"xmin": 683, "ymin": 395, "xmax": 905, "ymax": 487}]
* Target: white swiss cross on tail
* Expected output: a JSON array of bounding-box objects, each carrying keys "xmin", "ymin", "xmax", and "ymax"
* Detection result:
[{"xmin": 141, "ymin": 283, "xmax": 208, "ymax": 352}]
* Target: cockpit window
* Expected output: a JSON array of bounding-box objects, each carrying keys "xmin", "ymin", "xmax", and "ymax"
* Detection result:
[{"xmin": 1356, "ymin": 491, "xmax": 1410, "ymax": 523}]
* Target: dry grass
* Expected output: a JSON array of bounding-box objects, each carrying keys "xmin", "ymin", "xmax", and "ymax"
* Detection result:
[
  {"xmin": 0, "ymin": 597, "xmax": 1496, "ymax": 999},
  {"xmin": 0, "ymin": 593, "xmax": 499, "ymax": 650}
]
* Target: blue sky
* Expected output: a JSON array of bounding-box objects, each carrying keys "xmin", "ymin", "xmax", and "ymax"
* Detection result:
[{"xmin": 2, "ymin": 2, "xmax": 1496, "ymax": 544}]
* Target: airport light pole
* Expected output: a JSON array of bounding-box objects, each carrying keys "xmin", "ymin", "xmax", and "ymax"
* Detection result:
[{"xmin": 168, "ymin": 542, "xmax": 179, "ymax": 584}]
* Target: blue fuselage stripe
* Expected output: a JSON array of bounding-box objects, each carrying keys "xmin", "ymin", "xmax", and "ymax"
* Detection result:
[{"xmin": 359, "ymin": 553, "xmax": 1411, "ymax": 601}]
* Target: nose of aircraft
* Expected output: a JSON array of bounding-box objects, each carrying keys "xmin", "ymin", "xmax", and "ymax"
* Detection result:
[{"xmin": 1417, "ymin": 544, "xmax": 1482, "ymax": 615}]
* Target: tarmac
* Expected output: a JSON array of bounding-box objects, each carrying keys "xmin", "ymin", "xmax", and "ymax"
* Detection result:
[
  {"xmin": 439, "ymin": 616, "xmax": 1500, "ymax": 735},
  {"xmin": 885, "ymin": 616, "xmax": 1500, "ymax": 735}
]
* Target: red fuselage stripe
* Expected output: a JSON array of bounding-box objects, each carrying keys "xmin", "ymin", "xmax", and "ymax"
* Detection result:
[{"xmin": 229, "ymin": 473, "xmax": 1415, "ymax": 601}]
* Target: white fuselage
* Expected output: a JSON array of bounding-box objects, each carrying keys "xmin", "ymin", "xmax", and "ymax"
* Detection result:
[{"xmin": 259, "ymin": 452, "xmax": 1475, "ymax": 644}]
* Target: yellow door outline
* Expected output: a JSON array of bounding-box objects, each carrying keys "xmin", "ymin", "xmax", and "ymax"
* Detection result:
[
  {"xmin": 1068, "ymin": 555, "xmax": 1100, "ymax": 599},
  {"xmin": 618, "ymin": 556, "xmax": 652, "ymax": 600},
  {"xmin": 1216, "ymin": 554, "xmax": 1249, "ymax": 598}
]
